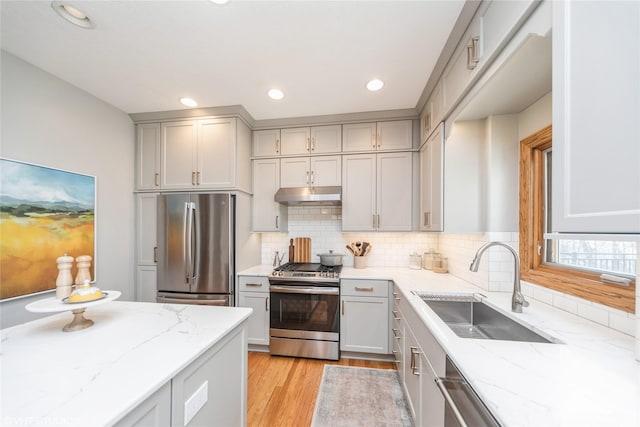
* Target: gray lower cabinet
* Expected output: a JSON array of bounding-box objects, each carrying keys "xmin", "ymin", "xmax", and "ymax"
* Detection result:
[
  {"xmin": 340, "ymin": 279, "xmax": 390, "ymax": 354},
  {"xmin": 396, "ymin": 285, "xmax": 446, "ymax": 427},
  {"xmin": 238, "ymin": 276, "xmax": 270, "ymax": 346},
  {"xmin": 115, "ymin": 322, "xmax": 247, "ymax": 427}
]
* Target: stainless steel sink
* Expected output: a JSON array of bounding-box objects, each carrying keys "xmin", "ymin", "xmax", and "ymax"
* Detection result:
[{"xmin": 414, "ymin": 292, "xmax": 558, "ymax": 344}]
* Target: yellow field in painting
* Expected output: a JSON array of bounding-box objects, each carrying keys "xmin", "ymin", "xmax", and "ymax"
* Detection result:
[{"xmin": 0, "ymin": 212, "xmax": 94, "ymax": 300}]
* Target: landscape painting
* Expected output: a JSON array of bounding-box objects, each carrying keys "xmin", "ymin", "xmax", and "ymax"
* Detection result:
[{"xmin": 0, "ymin": 159, "xmax": 95, "ymax": 300}]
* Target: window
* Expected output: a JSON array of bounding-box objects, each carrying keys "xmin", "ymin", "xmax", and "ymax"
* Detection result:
[{"xmin": 519, "ymin": 125, "xmax": 636, "ymax": 313}]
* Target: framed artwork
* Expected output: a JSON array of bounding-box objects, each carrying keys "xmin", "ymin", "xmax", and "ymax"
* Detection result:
[{"xmin": 0, "ymin": 158, "xmax": 96, "ymax": 300}]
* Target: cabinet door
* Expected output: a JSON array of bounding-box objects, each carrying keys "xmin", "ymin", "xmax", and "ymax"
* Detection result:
[
  {"xmin": 136, "ymin": 193, "xmax": 157, "ymax": 265},
  {"xmin": 281, "ymin": 157, "xmax": 310, "ymax": 188},
  {"xmin": 420, "ymin": 124, "xmax": 443, "ymax": 232},
  {"xmin": 136, "ymin": 123, "xmax": 161, "ymax": 190},
  {"xmin": 310, "ymin": 125, "xmax": 342, "ymax": 154},
  {"xmin": 310, "ymin": 155, "xmax": 341, "ymax": 187},
  {"xmin": 403, "ymin": 326, "xmax": 422, "ymax": 425},
  {"xmin": 253, "ymin": 129, "xmax": 281, "ymax": 157},
  {"xmin": 552, "ymin": 1, "xmax": 640, "ymax": 233},
  {"xmin": 342, "ymin": 123, "xmax": 377, "ymax": 152},
  {"xmin": 252, "ymin": 159, "xmax": 287, "ymax": 232},
  {"xmin": 377, "ymin": 120, "xmax": 413, "ymax": 150},
  {"xmin": 280, "ymin": 127, "xmax": 311, "ymax": 156},
  {"xmin": 342, "ymin": 154, "xmax": 376, "ymax": 231},
  {"xmin": 377, "ymin": 152, "xmax": 412, "ymax": 231},
  {"xmin": 136, "ymin": 265, "xmax": 157, "ymax": 303},
  {"xmin": 340, "ymin": 295, "xmax": 389, "ymax": 354},
  {"xmin": 161, "ymin": 120, "xmax": 197, "ymax": 189},
  {"xmin": 197, "ymin": 118, "xmax": 236, "ymax": 189},
  {"xmin": 238, "ymin": 292, "xmax": 269, "ymax": 346},
  {"xmin": 442, "ymin": 18, "xmax": 482, "ymax": 113}
]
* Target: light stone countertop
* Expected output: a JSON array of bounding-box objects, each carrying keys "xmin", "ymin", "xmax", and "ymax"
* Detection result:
[
  {"xmin": 1, "ymin": 301, "xmax": 251, "ymax": 426},
  {"xmin": 239, "ymin": 265, "xmax": 640, "ymax": 427}
]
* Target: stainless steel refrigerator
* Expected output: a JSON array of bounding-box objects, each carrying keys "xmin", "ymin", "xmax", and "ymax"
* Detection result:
[{"xmin": 156, "ymin": 193, "xmax": 235, "ymax": 306}]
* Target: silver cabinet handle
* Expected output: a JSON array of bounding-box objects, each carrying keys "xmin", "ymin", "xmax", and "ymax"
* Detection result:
[
  {"xmin": 154, "ymin": 172, "xmax": 159, "ymax": 187},
  {"xmin": 153, "ymin": 246, "xmax": 158, "ymax": 263},
  {"xmin": 275, "ymin": 138, "xmax": 280, "ymax": 154},
  {"xmin": 377, "ymin": 132, "xmax": 381, "ymax": 148},
  {"xmin": 306, "ymin": 170, "xmax": 310, "ymax": 185},
  {"xmin": 354, "ymin": 286, "xmax": 373, "ymax": 292},
  {"xmin": 265, "ymin": 296, "xmax": 269, "ymax": 312},
  {"xmin": 275, "ymin": 215, "xmax": 279, "ymax": 229},
  {"xmin": 392, "ymin": 310, "xmax": 400, "ymax": 320},
  {"xmin": 410, "ymin": 347, "xmax": 420, "ymax": 376},
  {"xmin": 245, "ymin": 283, "xmax": 263, "ymax": 287},
  {"xmin": 467, "ymin": 36, "xmax": 480, "ymax": 70},
  {"xmin": 341, "ymin": 300, "xmax": 345, "ymax": 315},
  {"xmin": 392, "ymin": 328, "xmax": 400, "ymax": 339},
  {"xmin": 392, "ymin": 292, "xmax": 400, "ymax": 301},
  {"xmin": 311, "ymin": 137, "xmax": 315, "ymax": 151},
  {"xmin": 310, "ymin": 170, "xmax": 314, "ymax": 185},
  {"xmin": 435, "ymin": 378, "xmax": 469, "ymax": 427},
  {"xmin": 196, "ymin": 171, "xmax": 201, "ymax": 185},
  {"xmin": 191, "ymin": 171, "xmax": 196, "ymax": 186},
  {"xmin": 424, "ymin": 211, "xmax": 431, "ymax": 227},
  {"xmin": 306, "ymin": 137, "xmax": 310, "ymax": 152}
]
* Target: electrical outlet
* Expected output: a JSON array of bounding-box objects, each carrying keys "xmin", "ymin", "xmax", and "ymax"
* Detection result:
[{"xmin": 184, "ymin": 380, "xmax": 208, "ymax": 425}]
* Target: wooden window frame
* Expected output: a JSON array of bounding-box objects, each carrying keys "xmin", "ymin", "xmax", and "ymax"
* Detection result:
[{"xmin": 519, "ymin": 125, "xmax": 635, "ymax": 313}]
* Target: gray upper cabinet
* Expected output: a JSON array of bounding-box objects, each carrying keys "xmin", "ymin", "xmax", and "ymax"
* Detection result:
[
  {"xmin": 552, "ymin": 0, "xmax": 640, "ymax": 233},
  {"xmin": 135, "ymin": 123, "xmax": 161, "ymax": 190},
  {"xmin": 280, "ymin": 125, "xmax": 342, "ymax": 156},
  {"xmin": 342, "ymin": 120, "xmax": 412, "ymax": 152},
  {"xmin": 253, "ymin": 129, "xmax": 281, "ymax": 157},
  {"xmin": 136, "ymin": 117, "xmax": 250, "ymax": 192}
]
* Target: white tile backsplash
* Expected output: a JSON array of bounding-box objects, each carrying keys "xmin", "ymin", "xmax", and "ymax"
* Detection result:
[{"xmin": 260, "ymin": 206, "xmax": 437, "ymax": 267}]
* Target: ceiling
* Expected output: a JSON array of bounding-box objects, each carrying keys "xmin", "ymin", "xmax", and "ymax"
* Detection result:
[{"xmin": 0, "ymin": 0, "xmax": 465, "ymax": 121}]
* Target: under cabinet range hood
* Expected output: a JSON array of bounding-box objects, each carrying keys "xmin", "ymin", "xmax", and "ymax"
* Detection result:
[{"xmin": 274, "ymin": 186, "xmax": 342, "ymax": 206}]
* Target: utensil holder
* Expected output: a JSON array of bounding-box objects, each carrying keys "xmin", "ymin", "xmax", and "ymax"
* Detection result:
[{"xmin": 354, "ymin": 257, "xmax": 367, "ymax": 269}]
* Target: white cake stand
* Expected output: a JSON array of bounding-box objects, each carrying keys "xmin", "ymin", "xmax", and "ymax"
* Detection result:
[{"xmin": 25, "ymin": 290, "xmax": 121, "ymax": 332}]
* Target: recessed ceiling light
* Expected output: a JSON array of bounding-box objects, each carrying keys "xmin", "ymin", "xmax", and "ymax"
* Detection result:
[
  {"xmin": 209, "ymin": 0, "xmax": 230, "ymax": 5},
  {"xmin": 51, "ymin": 2, "xmax": 95, "ymax": 29},
  {"xmin": 180, "ymin": 97, "xmax": 198, "ymax": 107},
  {"xmin": 366, "ymin": 79, "xmax": 384, "ymax": 91},
  {"xmin": 268, "ymin": 89, "xmax": 284, "ymax": 100}
]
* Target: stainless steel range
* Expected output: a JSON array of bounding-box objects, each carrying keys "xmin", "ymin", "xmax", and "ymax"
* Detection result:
[{"xmin": 269, "ymin": 262, "xmax": 341, "ymax": 360}]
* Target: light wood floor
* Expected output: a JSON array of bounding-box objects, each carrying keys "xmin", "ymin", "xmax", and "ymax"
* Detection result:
[{"xmin": 247, "ymin": 351, "xmax": 396, "ymax": 427}]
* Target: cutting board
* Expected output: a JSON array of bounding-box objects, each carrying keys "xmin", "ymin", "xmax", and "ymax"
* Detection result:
[{"xmin": 294, "ymin": 237, "xmax": 311, "ymax": 262}]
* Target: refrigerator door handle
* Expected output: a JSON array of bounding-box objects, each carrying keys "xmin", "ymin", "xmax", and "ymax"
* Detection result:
[
  {"xmin": 191, "ymin": 201, "xmax": 198, "ymax": 283},
  {"xmin": 185, "ymin": 202, "xmax": 195, "ymax": 287},
  {"xmin": 183, "ymin": 202, "xmax": 190, "ymax": 284}
]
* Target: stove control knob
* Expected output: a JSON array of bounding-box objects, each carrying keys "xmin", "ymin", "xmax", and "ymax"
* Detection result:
[{"xmin": 278, "ymin": 271, "xmax": 284, "ymax": 277}]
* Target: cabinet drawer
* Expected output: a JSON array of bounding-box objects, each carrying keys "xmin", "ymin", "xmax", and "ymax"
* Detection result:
[
  {"xmin": 238, "ymin": 276, "xmax": 269, "ymax": 292},
  {"xmin": 341, "ymin": 279, "xmax": 388, "ymax": 297}
]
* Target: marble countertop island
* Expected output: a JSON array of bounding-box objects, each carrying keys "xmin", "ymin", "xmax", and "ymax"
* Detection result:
[
  {"xmin": 240, "ymin": 265, "xmax": 640, "ymax": 426},
  {"xmin": 1, "ymin": 301, "xmax": 251, "ymax": 426}
]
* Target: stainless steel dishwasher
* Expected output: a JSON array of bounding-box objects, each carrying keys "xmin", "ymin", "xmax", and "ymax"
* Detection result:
[{"xmin": 435, "ymin": 356, "xmax": 501, "ymax": 427}]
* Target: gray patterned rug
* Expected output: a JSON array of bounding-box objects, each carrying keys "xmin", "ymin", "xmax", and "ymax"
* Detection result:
[{"xmin": 311, "ymin": 365, "xmax": 414, "ymax": 427}]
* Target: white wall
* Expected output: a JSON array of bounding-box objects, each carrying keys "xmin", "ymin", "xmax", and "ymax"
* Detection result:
[{"xmin": 1, "ymin": 51, "xmax": 135, "ymax": 327}]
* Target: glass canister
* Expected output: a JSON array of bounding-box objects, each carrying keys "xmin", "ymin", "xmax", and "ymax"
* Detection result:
[
  {"xmin": 433, "ymin": 256, "xmax": 448, "ymax": 273},
  {"xmin": 422, "ymin": 249, "xmax": 439, "ymax": 270},
  {"xmin": 409, "ymin": 252, "xmax": 422, "ymax": 270}
]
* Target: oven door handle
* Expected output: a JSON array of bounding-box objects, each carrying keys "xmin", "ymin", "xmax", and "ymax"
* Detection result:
[{"xmin": 269, "ymin": 285, "xmax": 339, "ymax": 296}]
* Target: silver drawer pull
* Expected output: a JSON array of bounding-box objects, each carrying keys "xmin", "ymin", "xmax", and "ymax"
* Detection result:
[
  {"xmin": 392, "ymin": 310, "xmax": 400, "ymax": 320},
  {"xmin": 355, "ymin": 286, "xmax": 374, "ymax": 292},
  {"xmin": 245, "ymin": 283, "xmax": 263, "ymax": 287},
  {"xmin": 392, "ymin": 292, "xmax": 401, "ymax": 301}
]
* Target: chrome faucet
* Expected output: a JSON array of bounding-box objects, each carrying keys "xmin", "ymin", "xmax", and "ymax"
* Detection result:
[{"xmin": 469, "ymin": 242, "xmax": 529, "ymax": 313}]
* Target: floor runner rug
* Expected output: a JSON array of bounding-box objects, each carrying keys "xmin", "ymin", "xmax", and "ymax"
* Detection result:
[{"xmin": 311, "ymin": 365, "xmax": 414, "ymax": 427}]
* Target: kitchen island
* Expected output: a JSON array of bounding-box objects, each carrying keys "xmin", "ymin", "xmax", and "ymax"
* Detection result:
[
  {"xmin": 240, "ymin": 265, "xmax": 640, "ymax": 426},
  {"xmin": 1, "ymin": 301, "xmax": 252, "ymax": 426}
]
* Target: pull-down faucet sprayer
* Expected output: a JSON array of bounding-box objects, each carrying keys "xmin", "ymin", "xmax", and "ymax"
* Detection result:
[{"xmin": 470, "ymin": 242, "xmax": 529, "ymax": 313}]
